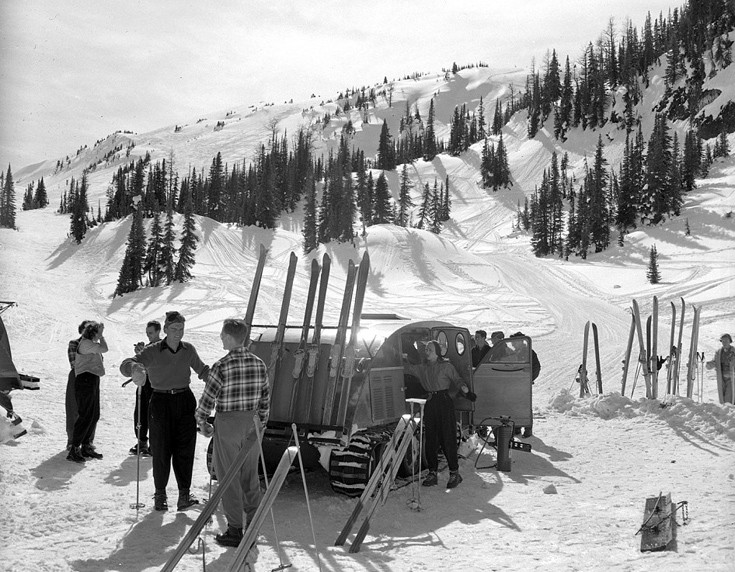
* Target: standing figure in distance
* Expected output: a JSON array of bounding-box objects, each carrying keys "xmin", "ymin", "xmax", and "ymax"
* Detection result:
[
  {"xmin": 68, "ymin": 321, "xmax": 107, "ymax": 463},
  {"xmin": 120, "ymin": 311, "xmax": 209, "ymax": 511},
  {"xmin": 196, "ymin": 318, "xmax": 271, "ymax": 547},
  {"xmin": 708, "ymin": 333, "xmax": 735, "ymax": 404},
  {"xmin": 66, "ymin": 320, "xmax": 91, "ymax": 450},
  {"xmin": 471, "ymin": 330, "xmax": 490, "ymax": 368},
  {"xmin": 129, "ymin": 320, "xmax": 161, "ymax": 456}
]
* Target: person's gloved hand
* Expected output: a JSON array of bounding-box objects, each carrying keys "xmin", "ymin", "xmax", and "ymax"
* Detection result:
[
  {"xmin": 199, "ymin": 421, "xmax": 214, "ymax": 438},
  {"xmin": 465, "ymin": 391, "xmax": 477, "ymax": 402},
  {"xmin": 131, "ymin": 363, "xmax": 147, "ymax": 386}
]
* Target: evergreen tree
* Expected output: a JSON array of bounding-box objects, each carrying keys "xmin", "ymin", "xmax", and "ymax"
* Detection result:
[
  {"xmin": 424, "ymin": 99, "xmax": 438, "ymax": 161},
  {"xmin": 144, "ymin": 212, "xmax": 163, "ymax": 286},
  {"xmin": 644, "ymin": 114, "xmax": 673, "ymax": 224},
  {"xmin": 303, "ymin": 177, "xmax": 318, "ymax": 252},
  {"xmin": 588, "ymin": 136, "xmax": 610, "ymax": 252},
  {"xmin": 175, "ymin": 198, "xmax": 198, "ymax": 283},
  {"xmin": 22, "ymin": 184, "xmax": 34, "ymax": 210},
  {"xmin": 492, "ymin": 98, "xmax": 503, "ymax": 136},
  {"xmin": 397, "ymin": 164, "xmax": 414, "ymax": 227},
  {"xmin": 161, "ymin": 209, "xmax": 177, "ymax": 284},
  {"xmin": 429, "ymin": 181, "xmax": 443, "ymax": 234},
  {"xmin": 616, "ymin": 133, "xmax": 638, "ymax": 234},
  {"xmin": 646, "ymin": 244, "xmax": 661, "ymax": 284},
  {"xmin": 114, "ymin": 206, "xmax": 146, "ymax": 297},
  {"xmin": 1, "ymin": 165, "xmax": 16, "ymax": 229},
  {"xmin": 416, "ymin": 182, "xmax": 431, "ymax": 229},
  {"xmin": 208, "ymin": 152, "xmax": 224, "ymax": 219},
  {"xmin": 34, "ymin": 178, "xmax": 48, "ymax": 208},
  {"xmin": 442, "ymin": 175, "xmax": 451, "ymax": 221},
  {"xmin": 70, "ymin": 174, "xmax": 89, "ymax": 243},
  {"xmin": 377, "ymin": 120, "xmax": 396, "ymax": 170},
  {"xmin": 372, "ymin": 172, "xmax": 393, "ymax": 224},
  {"xmin": 477, "ymin": 96, "xmax": 486, "ymax": 140}
]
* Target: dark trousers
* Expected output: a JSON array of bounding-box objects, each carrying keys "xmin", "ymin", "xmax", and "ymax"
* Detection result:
[
  {"xmin": 133, "ymin": 380, "xmax": 153, "ymax": 442},
  {"xmin": 149, "ymin": 389, "xmax": 197, "ymax": 491},
  {"xmin": 424, "ymin": 391, "xmax": 459, "ymax": 472},
  {"xmin": 65, "ymin": 369, "xmax": 78, "ymax": 445},
  {"xmin": 71, "ymin": 372, "xmax": 100, "ymax": 447}
]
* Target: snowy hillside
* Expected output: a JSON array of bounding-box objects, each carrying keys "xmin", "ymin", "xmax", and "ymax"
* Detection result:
[{"xmin": 2, "ymin": 26, "xmax": 735, "ymax": 572}]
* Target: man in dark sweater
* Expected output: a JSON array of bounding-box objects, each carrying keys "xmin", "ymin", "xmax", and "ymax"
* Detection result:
[{"xmin": 120, "ymin": 311, "xmax": 209, "ymax": 511}]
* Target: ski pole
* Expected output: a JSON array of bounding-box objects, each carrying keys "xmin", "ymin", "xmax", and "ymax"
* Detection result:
[{"xmin": 130, "ymin": 384, "xmax": 144, "ymax": 510}]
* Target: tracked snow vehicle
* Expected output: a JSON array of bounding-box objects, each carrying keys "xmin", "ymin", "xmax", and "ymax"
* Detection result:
[{"xmin": 243, "ymin": 248, "xmax": 535, "ymax": 495}]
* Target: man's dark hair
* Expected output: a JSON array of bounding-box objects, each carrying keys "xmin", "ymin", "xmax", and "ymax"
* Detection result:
[
  {"xmin": 475, "ymin": 330, "xmax": 487, "ymax": 338},
  {"xmin": 222, "ymin": 318, "xmax": 249, "ymax": 345},
  {"xmin": 147, "ymin": 320, "xmax": 161, "ymax": 332},
  {"xmin": 77, "ymin": 320, "xmax": 91, "ymax": 334},
  {"xmin": 164, "ymin": 311, "xmax": 185, "ymax": 327}
]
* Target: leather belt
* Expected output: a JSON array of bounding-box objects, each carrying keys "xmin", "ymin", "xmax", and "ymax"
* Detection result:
[{"xmin": 153, "ymin": 387, "xmax": 189, "ymax": 394}]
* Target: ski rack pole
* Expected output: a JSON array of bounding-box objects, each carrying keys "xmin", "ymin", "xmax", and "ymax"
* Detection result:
[
  {"xmin": 405, "ymin": 398, "xmax": 426, "ymax": 512},
  {"xmin": 291, "ymin": 423, "xmax": 322, "ymax": 571}
]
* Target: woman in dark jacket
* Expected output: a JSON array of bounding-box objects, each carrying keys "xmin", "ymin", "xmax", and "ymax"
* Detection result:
[{"xmin": 406, "ymin": 340, "xmax": 471, "ymax": 489}]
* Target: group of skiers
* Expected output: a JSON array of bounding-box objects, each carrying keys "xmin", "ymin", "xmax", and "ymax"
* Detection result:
[
  {"xmin": 65, "ymin": 311, "xmax": 271, "ymax": 548},
  {"xmin": 59, "ymin": 311, "xmax": 731, "ymax": 547}
]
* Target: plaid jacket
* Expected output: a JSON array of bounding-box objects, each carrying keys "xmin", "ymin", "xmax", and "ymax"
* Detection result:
[{"xmin": 195, "ymin": 346, "xmax": 270, "ymax": 426}]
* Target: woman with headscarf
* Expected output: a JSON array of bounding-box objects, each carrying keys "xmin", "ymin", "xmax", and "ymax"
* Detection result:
[
  {"xmin": 405, "ymin": 340, "xmax": 472, "ymax": 489},
  {"xmin": 68, "ymin": 321, "xmax": 107, "ymax": 463}
]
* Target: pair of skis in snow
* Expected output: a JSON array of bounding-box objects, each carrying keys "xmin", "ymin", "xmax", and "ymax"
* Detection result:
[
  {"xmin": 621, "ymin": 297, "xmax": 701, "ymax": 399},
  {"xmin": 578, "ymin": 321, "xmax": 602, "ymax": 396}
]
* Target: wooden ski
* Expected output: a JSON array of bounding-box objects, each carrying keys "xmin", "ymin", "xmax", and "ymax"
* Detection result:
[
  {"xmin": 244, "ymin": 244, "xmax": 268, "ymax": 330},
  {"xmin": 579, "ymin": 321, "xmax": 591, "ymax": 397},
  {"xmin": 322, "ymin": 259, "xmax": 357, "ymax": 426},
  {"xmin": 267, "ymin": 252, "xmax": 298, "ymax": 388},
  {"xmin": 632, "ymin": 299, "xmax": 652, "ymax": 398},
  {"xmin": 685, "ymin": 305, "xmax": 701, "ymax": 398},
  {"xmin": 651, "ymin": 296, "xmax": 658, "ymax": 399},
  {"xmin": 621, "ymin": 311, "xmax": 636, "ymax": 395},
  {"xmin": 666, "ymin": 301, "xmax": 676, "ymax": 395},
  {"xmin": 337, "ymin": 252, "xmax": 370, "ymax": 437},
  {"xmin": 300, "ymin": 253, "xmax": 331, "ymax": 424},
  {"xmin": 288, "ymin": 258, "xmax": 320, "ymax": 421},
  {"xmin": 672, "ymin": 298, "xmax": 686, "ymax": 395},
  {"xmin": 592, "ymin": 322, "xmax": 602, "ymax": 394}
]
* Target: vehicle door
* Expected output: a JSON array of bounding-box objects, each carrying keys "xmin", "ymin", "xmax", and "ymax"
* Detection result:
[{"xmin": 472, "ymin": 335, "xmax": 533, "ymax": 427}]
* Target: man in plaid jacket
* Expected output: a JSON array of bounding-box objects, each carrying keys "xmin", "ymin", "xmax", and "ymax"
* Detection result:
[{"xmin": 196, "ymin": 318, "xmax": 270, "ymax": 548}]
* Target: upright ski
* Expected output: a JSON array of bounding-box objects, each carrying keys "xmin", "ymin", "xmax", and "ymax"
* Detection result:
[
  {"xmin": 592, "ymin": 322, "xmax": 602, "ymax": 394},
  {"xmin": 288, "ymin": 258, "xmax": 320, "ymax": 421},
  {"xmin": 322, "ymin": 260, "xmax": 357, "ymax": 426},
  {"xmin": 244, "ymin": 244, "xmax": 268, "ymax": 330},
  {"xmin": 267, "ymin": 252, "xmax": 298, "ymax": 387},
  {"xmin": 666, "ymin": 301, "xmax": 676, "ymax": 395},
  {"xmin": 651, "ymin": 296, "xmax": 659, "ymax": 399},
  {"xmin": 632, "ymin": 299, "xmax": 652, "ymax": 398},
  {"xmin": 621, "ymin": 311, "xmax": 636, "ymax": 395},
  {"xmin": 300, "ymin": 253, "xmax": 331, "ymax": 424},
  {"xmin": 672, "ymin": 298, "xmax": 686, "ymax": 395},
  {"xmin": 579, "ymin": 321, "xmax": 591, "ymax": 397},
  {"xmin": 337, "ymin": 252, "xmax": 371, "ymax": 437},
  {"xmin": 685, "ymin": 305, "xmax": 701, "ymax": 398}
]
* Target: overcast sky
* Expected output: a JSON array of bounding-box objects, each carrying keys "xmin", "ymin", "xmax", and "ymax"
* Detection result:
[{"xmin": 0, "ymin": 0, "xmax": 678, "ymax": 171}]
